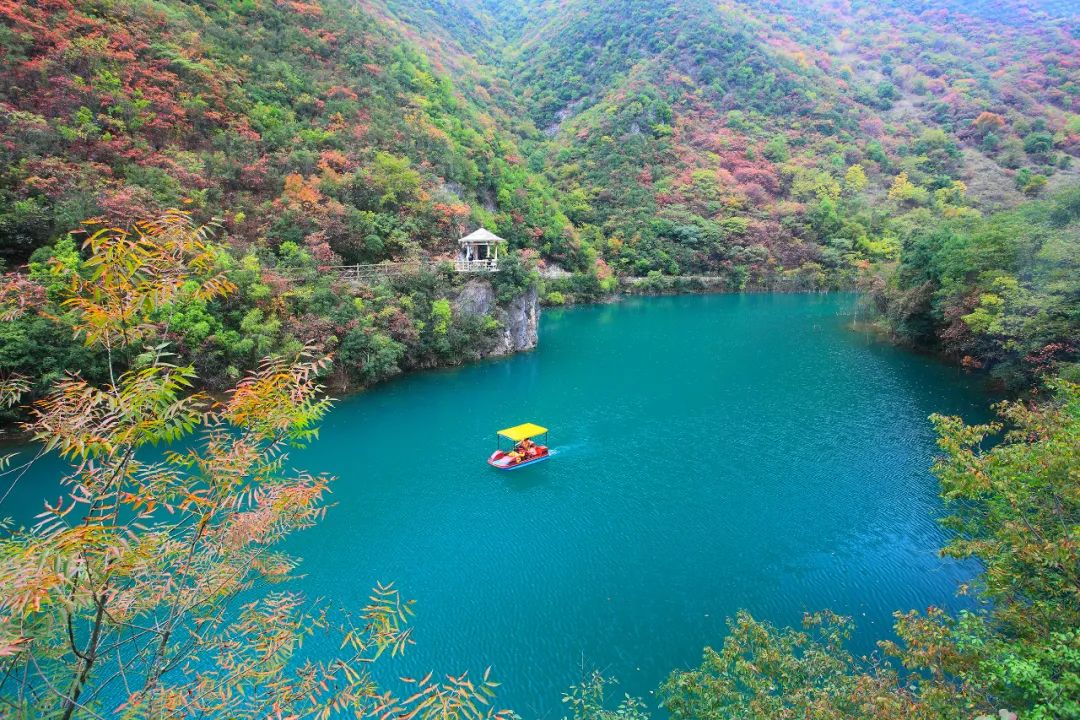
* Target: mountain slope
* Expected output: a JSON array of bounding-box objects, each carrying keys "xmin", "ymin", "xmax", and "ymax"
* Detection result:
[
  {"xmin": 3, "ymin": 0, "xmax": 1077, "ymax": 280},
  {"xmin": 0, "ymin": 0, "xmax": 573, "ymax": 264},
  {"xmin": 0, "ymin": 0, "xmax": 568, "ymax": 400},
  {"xmin": 1, "ymin": 0, "xmax": 1078, "ymax": 391},
  {"xmin": 488, "ymin": 0, "xmax": 1079, "ymax": 281}
]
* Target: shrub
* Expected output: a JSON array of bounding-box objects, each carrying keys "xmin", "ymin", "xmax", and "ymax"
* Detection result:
[
  {"xmin": 545, "ymin": 290, "xmax": 567, "ymax": 305},
  {"xmin": 1023, "ymin": 131, "xmax": 1054, "ymax": 157}
]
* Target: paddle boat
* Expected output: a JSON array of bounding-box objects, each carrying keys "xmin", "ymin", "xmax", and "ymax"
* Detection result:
[{"xmin": 488, "ymin": 423, "xmax": 551, "ymax": 470}]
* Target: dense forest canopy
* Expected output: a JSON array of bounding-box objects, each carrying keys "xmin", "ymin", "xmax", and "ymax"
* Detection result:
[
  {"xmin": 1, "ymin": 0, "xmax": 1078, "ymax": 393},
  {"xmin": 1, "ymin": 1, "xmax": 1079, "ymax": 718},
  {"xmin": 1, "ymin": 0, "xmax": 1078, "ymax": 390}
]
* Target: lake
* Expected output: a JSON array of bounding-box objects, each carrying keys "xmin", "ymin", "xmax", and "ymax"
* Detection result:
[
  {"xmin": 284, "ymin": 292, "xmax": 989, "ymax": 717},
  {"xmin": 4, "ymin": 293, "xmax": 992, "ymax": 717}
]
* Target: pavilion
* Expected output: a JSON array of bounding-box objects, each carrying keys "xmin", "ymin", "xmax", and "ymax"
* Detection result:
[{"xmin": 456, "ymin": 228, "xmax": 505, "ymax": 272}]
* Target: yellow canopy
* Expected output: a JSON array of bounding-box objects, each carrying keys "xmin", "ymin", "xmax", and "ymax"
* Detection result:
[{"xmin": 497, "ymin": 423, "xmax": 548, "ymax": 442}]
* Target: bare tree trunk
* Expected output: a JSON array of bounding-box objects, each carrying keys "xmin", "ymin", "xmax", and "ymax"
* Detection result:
[{"xmin": 60, "ymin": 598, "xmax": 106, "ymax": 720}]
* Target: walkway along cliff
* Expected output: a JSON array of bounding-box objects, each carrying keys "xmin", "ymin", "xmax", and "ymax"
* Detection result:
[
  {"xmin": 0, "ymin": 219, "xmax": 543, "ymax": 430},
  {"xmin": 319, "ymin": 227, "xmax": 541, "ymax": 393},
  {"xmin": 449, "ymin": 228, "xmax": 538, "ymax": 357}
]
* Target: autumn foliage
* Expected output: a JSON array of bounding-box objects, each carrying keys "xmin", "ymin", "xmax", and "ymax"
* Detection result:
[{"xmin": 0, "ymin": 212, "xmax": 511, "ymax": 720}]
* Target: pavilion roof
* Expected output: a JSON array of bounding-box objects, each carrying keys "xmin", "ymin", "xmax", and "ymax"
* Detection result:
[{"xmin": 458, "ymin": 227, "xmax": 506, "ymax": 244}]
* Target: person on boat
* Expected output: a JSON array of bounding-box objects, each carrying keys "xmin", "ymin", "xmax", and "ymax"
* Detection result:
[{"xmin": 518, "ymin": 438, "xmax": 535, "ymax": 458}]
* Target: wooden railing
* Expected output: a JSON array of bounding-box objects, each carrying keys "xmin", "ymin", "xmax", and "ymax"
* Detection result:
[
  {"xmin": 322, "ymin": 257, "xmax": 500, "ymax": 283},
  {"xmin": 326, "ymin": 261, "xmax": 427, "ymax": 282},
  {"xmin": 454, "ymin": 258, "xmax": 499, "ymax": 272}
]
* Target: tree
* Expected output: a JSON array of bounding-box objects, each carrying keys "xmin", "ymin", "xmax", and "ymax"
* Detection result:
[
  {"xmin": 876, "ymin": 81, "xmax": 899, "ymax": 107},
  {"xmin": 871, "ymin": 185, "xmax": 1080, "ymax": 386},
  {"xmin": 931, "ymin": 380, "xmax": 1080, "ymax": 718},
  {"xmin": 562, "ymin": 673, "xmax": 648, "ymax": 720},
  {"xmin": 0, "ymin": 198, "xmax": 53, "ymax": 260},
  {"xmin": 887, "ymin": 172, "xmax": 929, "ymax": 205},
  {"xmin": 0, "ymin": 211, "xmax": 510, "ymax": 720},
  {"xmin": 357, "ymin": 152, "xmax": 424, "ymax": 209},
  {"xmin": 762, "ymin": 136, "xmax": 790, "ymax": 163},
  {"xmin": 843, "ymin": 164, "xmax": 868, "ymax": 195},
  {"xmin": 971, "ymin": 112, "xmax": 1005, "ymax": 139},
  {"xmin": 999, "ymin": 138, "xmax": 1026, "ymax": 169},
  {"xmin": 661, "ymin": 608, "xmax": 985, "ymax": 720},
  {"xmin": 981, "ymin": 131, "xmax": 1001, "ymax": 153},
  {"xmin": 1016, "ymin": 169, "xmax": 1048, "ymax": 196},
  {"xmin": 1022, "ymin": 132, "xmax": 1054, "ymax": 158}
]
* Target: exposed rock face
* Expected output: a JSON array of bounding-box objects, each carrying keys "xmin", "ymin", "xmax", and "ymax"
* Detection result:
[
  {"xmin": 453, "ymin": 279, "xmax": 496, "ymax": 317},
  {"xmin": 453, "ymin": 279, "xmax": 538, "ymax": 357},
  {"xmin": 494, "ymin": 285, "xmax": 539, "ymax": 355}
]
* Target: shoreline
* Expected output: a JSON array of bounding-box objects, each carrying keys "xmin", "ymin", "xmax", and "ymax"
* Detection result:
[{"xmin": 1, "ymin": 287, "xmax": 992, "ymax": 441}]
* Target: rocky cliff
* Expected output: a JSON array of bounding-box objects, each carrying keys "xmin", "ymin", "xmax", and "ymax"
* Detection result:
[{"xmin": 453, "ymin": 279, "xmax": 539, "ymax": 356}]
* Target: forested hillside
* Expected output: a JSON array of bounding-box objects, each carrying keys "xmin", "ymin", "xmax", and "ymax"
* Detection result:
[
  {"xmin": 0, "ymin": 0, "xmax": 571, "ymax": 260},
  {"xmin": 1, "ymin": 0, "xmax": 1078, "ymax": 393},
  {"xmin": 1, "ymin": 3, "xmax": 1079, "ymax": 719},
  {"xmin": 495, "ymin": 0, "xmax": 1078, "ymax": 284},
  {"xmin": 869, "ymin": 186, "xmax": 1080, "ymax": 387},
  {"xmin": 0, "ymin": 0, "xmax": 560, "ymax": 399}
]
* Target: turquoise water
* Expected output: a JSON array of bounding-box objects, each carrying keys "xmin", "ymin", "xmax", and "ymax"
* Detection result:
[
  {"xmin": 284, "ymin": 293, "xmax": 988, "ymax": 716},
  {"xmin": 4, "ymin": 293, "xmax": 992, "ymax": 716}
]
